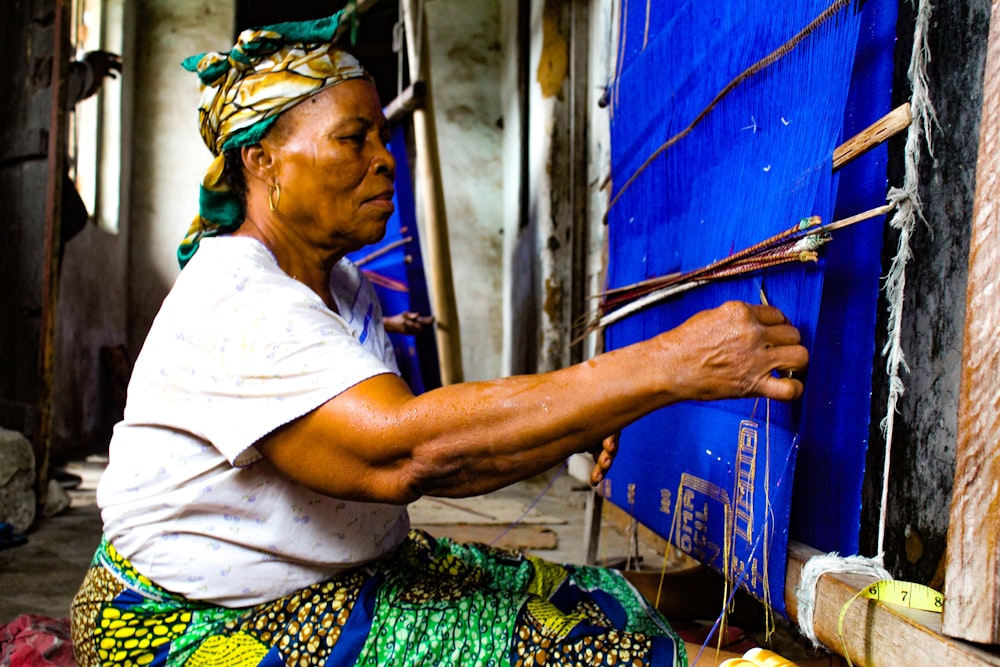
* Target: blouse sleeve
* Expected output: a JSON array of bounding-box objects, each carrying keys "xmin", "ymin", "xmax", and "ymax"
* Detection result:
[{"xmin": 123, "ymin": 256, "xmax": 398, "ymax": 468}]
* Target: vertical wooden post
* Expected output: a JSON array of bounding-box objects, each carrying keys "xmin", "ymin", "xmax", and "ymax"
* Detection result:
[
  {"xmin": 35, "ymin": 0, "xmax": 71, "ymax": 507},
  {"xmin": 942, "ymin": 0, "xmax": 1000, "ymax": 645},
  {"xmin": 400, "ymin": 0, "xmax": 462, "ymax": 385}
]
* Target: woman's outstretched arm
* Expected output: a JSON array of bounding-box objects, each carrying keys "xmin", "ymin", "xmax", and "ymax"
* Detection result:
[{"xmin": 256, "ymin": 301, "xmax": 808, "ymax": 503}]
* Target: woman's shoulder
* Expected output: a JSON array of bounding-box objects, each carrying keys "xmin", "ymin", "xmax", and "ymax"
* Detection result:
[
  {"xmin": 171, "ymin": 237, "xmax": 309, "ymax": 306},
  {"xmin": 182, "ymin": 236, "xmax": 282, "ymax": 280}
]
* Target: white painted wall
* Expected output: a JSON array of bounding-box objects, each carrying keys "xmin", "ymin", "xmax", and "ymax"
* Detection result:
[{"xmin": 127, "ymin": 0, "xmax": 232, "ymax": 349}]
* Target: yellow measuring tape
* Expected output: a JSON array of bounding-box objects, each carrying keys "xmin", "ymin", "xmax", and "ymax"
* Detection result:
[
  {"xmin": 838, "ymin": 579, "xmax": 944, "ymax": 666},
  {"xmin": 857, "ymin": 578, "xmax": 944, "ymax": 612}
]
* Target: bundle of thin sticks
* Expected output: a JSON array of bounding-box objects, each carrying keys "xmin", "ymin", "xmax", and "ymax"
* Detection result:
[{"xmin": 578, "ymin": 203, "xmax": 895, "ymax": 337}]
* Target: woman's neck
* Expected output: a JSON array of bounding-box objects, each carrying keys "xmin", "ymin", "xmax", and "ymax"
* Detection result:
[{"xmin": 234, "ymin": 217, "xmax": 342, "ymax": 312}]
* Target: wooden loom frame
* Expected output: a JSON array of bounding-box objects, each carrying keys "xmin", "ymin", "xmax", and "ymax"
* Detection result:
[{"xmin": 580, "ymin": 1, "xmax": 1000, "ymax": 663}]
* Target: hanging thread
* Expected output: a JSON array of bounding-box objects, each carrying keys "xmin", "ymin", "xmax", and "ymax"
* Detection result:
[{"xmin": 877, "ymin": 0, "xmax": 936, "ymax": 560}]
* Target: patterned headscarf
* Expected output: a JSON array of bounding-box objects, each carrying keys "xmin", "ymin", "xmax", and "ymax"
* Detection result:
[{"xmin": 178, "ymin": 10, "xmax": 371, "ymax": 268}]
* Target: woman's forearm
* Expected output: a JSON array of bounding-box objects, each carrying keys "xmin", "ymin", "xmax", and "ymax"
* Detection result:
[{"xmin": 257, "ymin": 301, "xmax": 808, "ymax": 503}]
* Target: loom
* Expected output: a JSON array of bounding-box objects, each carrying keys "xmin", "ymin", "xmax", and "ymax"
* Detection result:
[{"xmin": 601, "ymin": 0, "xmax": 898, "ymax": 616}]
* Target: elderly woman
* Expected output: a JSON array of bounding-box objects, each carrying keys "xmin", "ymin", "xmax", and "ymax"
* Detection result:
[{"xmin": 70, "ymin": 11, "xmax": 807, "ymax": 667}]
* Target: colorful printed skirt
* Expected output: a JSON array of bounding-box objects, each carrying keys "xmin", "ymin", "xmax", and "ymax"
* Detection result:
[{"xmin": 71, "ymin": 530, "xmax": 687, "ymax": 666}]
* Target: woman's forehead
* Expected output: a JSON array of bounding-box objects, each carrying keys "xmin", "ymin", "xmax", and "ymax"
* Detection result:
[{"xmin": 307, "ymin": 80, "xmax": 383, "ymax": 121}]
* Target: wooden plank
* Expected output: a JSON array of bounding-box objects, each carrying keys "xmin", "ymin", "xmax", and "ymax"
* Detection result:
[
  {"xmin": 0, "ymin": 0, "xmax": 59, "ymax": 439},
  {"xmin": 943, "ymin": 0, "xmax": 1000, "ymax": 645},
  {"xmin": 383, "ymin": 81, "xmax": 426, "ymax": 124},
  {"xmin": 785, "ymin": 542, "xmax": 1000, "ymax": 666}
]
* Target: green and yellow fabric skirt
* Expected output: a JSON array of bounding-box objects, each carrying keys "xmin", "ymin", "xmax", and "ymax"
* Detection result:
[{"xmin": 71, "ymin": 530, "xmax": 686, "ymax": 666}]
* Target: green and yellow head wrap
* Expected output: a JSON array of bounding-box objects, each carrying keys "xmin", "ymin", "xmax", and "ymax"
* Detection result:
[{"xmin": 178, "ymin": 10, "xmax": 371, "ymax": 267}]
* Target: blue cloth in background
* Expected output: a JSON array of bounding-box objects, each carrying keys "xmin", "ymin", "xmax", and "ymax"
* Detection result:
[{"xmin": 603, "ymin": 0, "xmax": 896, "ymax": 614}]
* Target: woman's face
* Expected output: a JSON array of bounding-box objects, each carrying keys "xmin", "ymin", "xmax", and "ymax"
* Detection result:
[{"xmin": 262, "ymin": 78, "xmax": 396, "ymax": 254}]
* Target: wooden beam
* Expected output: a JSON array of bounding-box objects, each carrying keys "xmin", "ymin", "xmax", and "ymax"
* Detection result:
[
  {"xmin": 383, "ymin": 81, "xmax": 426, "ymax": 124},
  {"xmin": 943, "ymin": 0, "xmax": 1000, "ymax": 645},
  {"xmin": 35, "ymin": 0, "xmax": 72, "ymax": 510},
  {"xmin": 785, "ymin": 542, "xmax": 1000, "ymax": 666}
]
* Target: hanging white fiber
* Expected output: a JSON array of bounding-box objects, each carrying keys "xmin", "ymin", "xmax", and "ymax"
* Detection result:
[
  {"xmin": 795, "ymin": 552, "xmax": 892, "ymax": 648},
  {"xmin": 878, "ymin": 0, "xmax": 936, "ymax": 559}
]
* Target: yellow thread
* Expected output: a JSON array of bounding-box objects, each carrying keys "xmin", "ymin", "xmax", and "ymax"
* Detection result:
[
  {"xmin": 761, "ymin": 398, "xmax": 775, "ymax": 641},
  {"xmin": 655, "ymin": 476, "xmax": 689, "ymax": 611}
]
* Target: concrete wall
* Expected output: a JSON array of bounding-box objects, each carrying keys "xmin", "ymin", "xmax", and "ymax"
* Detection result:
[{"xmin": 423, "ymin": 0, "xmax": 505, "ymax": 382}]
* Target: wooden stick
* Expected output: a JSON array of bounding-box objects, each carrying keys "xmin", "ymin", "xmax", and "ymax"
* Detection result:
[
  {"xmin": 384, "ymin": 81, "xmax": 427, "ymax": 124},
  {"xmin": 352, "ymin": 236, "xmax": 414, "ymax": 267},
  {"xmin": 833, "ymin": 103, "xmax": 912, "ymax": 171},
  {"xmin": 402, "ymin": 0, "xmax": 464, "ymax": 385},
  {"xmin": 819, "ymin": 202, "xmax": 896, "ymax": 233}
]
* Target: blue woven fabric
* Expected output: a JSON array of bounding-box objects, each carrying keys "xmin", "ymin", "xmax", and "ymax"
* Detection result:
[{"xmin": 604, "ymin": 0, "xmax": 896, "ymax": 614}]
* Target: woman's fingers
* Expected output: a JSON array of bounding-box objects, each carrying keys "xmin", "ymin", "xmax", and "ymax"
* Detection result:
[
  {"xmin": 590, "ymin": 433, "xmax": 619, "ymax": 486},
  {"xmin": 661, "ymin": 301, "xmax": 809, "ymax": 402}
]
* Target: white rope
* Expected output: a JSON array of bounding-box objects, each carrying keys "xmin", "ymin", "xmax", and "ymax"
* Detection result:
[
  {"xmin": 795, "ymin": 552, "xmax": 892, "ymax": 647},
  {"xmin": 877, "ymin": 0, "xmax": 936, "ymax": 559}
]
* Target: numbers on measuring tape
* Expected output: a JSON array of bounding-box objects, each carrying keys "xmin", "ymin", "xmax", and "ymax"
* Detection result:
[{"xmin": 862, "ymin": 579, "xmax": 944, "ymax": 613}]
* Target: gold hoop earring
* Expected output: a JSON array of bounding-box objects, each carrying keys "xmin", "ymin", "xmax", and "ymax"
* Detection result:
[{"xmin": 268, "ymin": 181, "xmax": 281, "ymax": 212}]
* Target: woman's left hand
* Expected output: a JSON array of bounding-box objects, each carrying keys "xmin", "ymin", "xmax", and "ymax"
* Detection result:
[
  {"xmin": 590, "ymin": 433, "xmax": 619, "ymax": 486},
  {"xmin": 384, "ymin": 311, "xmax": 434, "ymax": 335}
]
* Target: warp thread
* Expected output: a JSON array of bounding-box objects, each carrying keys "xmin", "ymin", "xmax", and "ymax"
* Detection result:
[{"xmin": 794, "ymin": 552, "xmax": 892, "ymax": 648}]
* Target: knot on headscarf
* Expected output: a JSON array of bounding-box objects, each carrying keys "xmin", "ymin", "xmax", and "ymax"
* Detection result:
[{"xmin": 177, "ymin": 10, "xmax": 371, "ymax": 268}]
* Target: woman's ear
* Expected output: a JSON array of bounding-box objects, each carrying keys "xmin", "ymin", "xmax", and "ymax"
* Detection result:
[{"xmin": 242, "ymin": 144, "xmax": 275, "ymax": 184}]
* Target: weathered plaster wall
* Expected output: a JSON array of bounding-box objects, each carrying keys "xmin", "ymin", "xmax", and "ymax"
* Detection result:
[
  {"xmin": 862, "ymin": 0, "xmax": 990, "ymax": 584},
  {"xmin": 127, "ymin": 0, "xmax": 232, "ymax": 352},
  {"xmin": 52, "ymin": 222, "xmax": 128, "ymax": 461},
  {"xmin": 423, "ymin": 0, "xmax": 505, "ymax": 382},
  {"xmin": 501, "ymin": 0, "xmax": 563, "ymax": 376}
]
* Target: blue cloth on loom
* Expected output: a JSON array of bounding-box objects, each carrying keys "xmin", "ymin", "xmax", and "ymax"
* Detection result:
[
  {"xmin": 347, "ymin": 123, "xmax": 440, "ymax": 394},
  {"xmin": 604, "ymin": 0, "xmax": 896, "ymax": 615}
]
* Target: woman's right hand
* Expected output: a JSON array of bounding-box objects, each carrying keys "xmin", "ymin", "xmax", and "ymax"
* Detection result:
[{"xmin": 651, "ymin": 300, "xmax": 808, "ymax": 404}]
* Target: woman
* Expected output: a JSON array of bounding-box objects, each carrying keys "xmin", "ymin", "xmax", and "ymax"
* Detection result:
[{"xmin": 71, "ymin": 11, "xmax": 807, "ymax": 667}]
